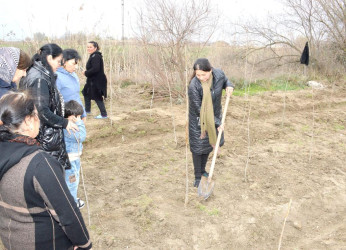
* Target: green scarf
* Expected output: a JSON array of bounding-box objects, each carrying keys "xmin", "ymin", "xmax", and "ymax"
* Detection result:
[{"xmin": 200, "ymin": 75, "xmax": 217, "ymax": 145}]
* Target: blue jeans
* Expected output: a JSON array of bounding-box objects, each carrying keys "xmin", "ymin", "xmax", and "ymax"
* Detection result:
[{"xmin": 65, "ymin": 159, "xmax": 81, "ymax": 204}]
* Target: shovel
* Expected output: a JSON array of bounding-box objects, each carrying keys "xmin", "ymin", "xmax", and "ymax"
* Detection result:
[{"xmin": 198, "ymin": 93, "xmax": 231, "ymax": 200}]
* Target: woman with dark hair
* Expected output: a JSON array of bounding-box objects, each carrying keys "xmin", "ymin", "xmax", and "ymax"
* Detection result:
[
  {"xmin": 20, "ymin": 43, "xmax": 78, "ymax": 170},
  {"xmin": 0, "ymin": 92, "xmax": 92, "ymax": 249},
  {"xmin": 82, "ymin": 41, "xmax": 108, "ymax": 119},
  {"xmin": 188, "ymin": 58, "xmax": 234, "ymax": 187},
  {"xmin": 57, "ymin": 49, "xmax": 87, "ymax": 121},
  {"xmin": 0, "ymin": 47, "xmax": 31, "ymax": 98}
]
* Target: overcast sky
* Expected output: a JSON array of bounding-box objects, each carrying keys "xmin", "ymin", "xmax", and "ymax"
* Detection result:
[{"xmin": 0, "ymin": 0, "xmax": 284, "ymax": 41}]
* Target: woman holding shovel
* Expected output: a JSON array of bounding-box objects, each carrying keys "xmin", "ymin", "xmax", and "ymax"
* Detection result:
[{"xmin": 188, "ymin": 58, "xmax": 234, "ymax": 187}]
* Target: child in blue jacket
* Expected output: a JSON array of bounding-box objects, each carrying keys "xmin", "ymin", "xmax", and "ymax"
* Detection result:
[{"xmin": 64, "ymin": 100, "xmax": 87, "ymax": 209}]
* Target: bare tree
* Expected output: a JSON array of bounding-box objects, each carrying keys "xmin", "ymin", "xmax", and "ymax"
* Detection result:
[
  {"xmin": 233, "ymin": 0, "xmax": 345, "ymax": 74},
  {"xmin": 136, "ymin": 0, "xmax": 218, "ymax": 98},
  {"xmin": 312, "ymin": 0, "xmax": 346, "ymax": 51}
]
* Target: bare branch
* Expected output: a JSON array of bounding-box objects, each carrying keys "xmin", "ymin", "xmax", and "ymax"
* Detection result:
[{"xmin": 136, "ymin": 0, "xmax": 218, "ymax": 98}]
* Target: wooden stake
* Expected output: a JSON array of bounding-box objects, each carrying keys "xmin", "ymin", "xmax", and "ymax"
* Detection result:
[
  {"xmin": 278, "ymin": 199, "xmax": 292, "ymax": 250},
  {"xmin": 184, "ymin": 45, "xmax": 189, "ymax": 207}
]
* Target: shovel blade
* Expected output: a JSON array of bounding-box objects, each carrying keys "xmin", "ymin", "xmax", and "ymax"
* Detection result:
[{"xmin": 197, "ymin": 177, "xmax": 215, "ymax": 200}]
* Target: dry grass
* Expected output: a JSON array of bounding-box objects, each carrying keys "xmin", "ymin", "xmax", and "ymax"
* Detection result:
[{"xmin": 1, "ymin": 39, "xmax": 344, "ymax": 98}]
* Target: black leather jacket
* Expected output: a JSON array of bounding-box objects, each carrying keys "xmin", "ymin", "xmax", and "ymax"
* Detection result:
[
  {"xmin": 20, "ymin": 61, "xmax": 71, "ymax": 169},
  {"xmin": 188, "ymin": 68, "xmax": 234, "ymax": 154}
]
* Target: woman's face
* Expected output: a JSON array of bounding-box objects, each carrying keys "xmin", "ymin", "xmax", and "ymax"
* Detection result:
[
  {"xmin": 64, "ymin": 59, "xmax": 78, "ymax": 73},
  {"xmin": 87, "ymin": 43, "xmax": 97, "ymax": 54},
  {"xmin": 47, "ymin": 54, "xmax": 63, "ymax": 72},
  {"xmin": 195, "ymin": 69, "xmax": 212, "ymax": 82},
  {"xmin": 12, "ymin": 68, "xmax": 27, "ymax": 83}
]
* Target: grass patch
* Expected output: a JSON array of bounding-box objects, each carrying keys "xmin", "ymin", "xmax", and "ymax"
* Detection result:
[
  {"xmin": 147, "ymin": 117, "xmax": 156, "ymax": 123},
  {"xmin": 122, "ymin": 195, "xmax": 154, "ymax": 230},
  {"xmin": 231, "ymin": 75, "xmax": 306, "ymax": 96},
  {"xmin": 120, "ymin": 79, "xmax": 136, "ymax": 88},
  {"xmin": 197, "ymin": 204, "xmax": 207, "ymax": 211},
  {"xmin": 301, "ymin": 125, "xmax": 311, "ymax": 132},
  {"xmin": 97, "ymin": 125, "xmax": 124, "ymax": 138},
  {"xmin": 123, "ymin": 195, "xmax": 153, "ymax": 209},
  {"xmin": 116, "ymin": 126, "xmax": 124, "ymax": 134},
  {"xmin": 169, "ymin": 157, "xmax": 177, "ymax": 162},
  {"xmin": 334, "ymin": 123, "xmax": 345, "ymax": 130},
  {"xmin": 137, "ymin": 130, "xmax": 147, "ymax": 136},
  {"xmin": 159, "ymin": 166, "xmax": 169, "ymax": 175},
  {"xmin": 208, "ymin": 208, "xmax": 219, "ymax": 216},
  {"xmin": 196, "ymin": 203, "xmax": 220, "ymax": 216}
]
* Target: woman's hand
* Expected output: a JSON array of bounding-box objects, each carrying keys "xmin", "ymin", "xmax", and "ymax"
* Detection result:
[
  {"xmin": 226, "ymin": 87, "xmax": 234, "ymax": 96},
  {"xmin": 217, "ymin": 124, "xmax": 224, "ymax": 132},
  {"xmin": 66, "ymin": 120, "xmax": 79, "ymax": 134}
]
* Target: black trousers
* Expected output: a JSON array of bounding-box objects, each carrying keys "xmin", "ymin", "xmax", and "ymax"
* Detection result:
[
  {"xmin": 192, "ymin": 153, "xmax": 210, "ymax": 179},
  {"xmin": 84, "ymin": 95, "xmax": 107, "ymax": 117}
]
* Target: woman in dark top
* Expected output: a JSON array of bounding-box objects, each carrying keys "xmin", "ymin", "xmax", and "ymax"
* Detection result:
[
  {"xmin": 0, "ymin": 92, "xmax": 92, "ymax": 250},
  {"xmin": 82, "ymin": 41, "xmax": 108, "ymax": 119},
  {"xmin": 20, "ymin": 43, "xmax": 78, "ymax": 170},
  {"xmin": 188, "ymin": 58, "xmax": 234, "ymax": 187}
]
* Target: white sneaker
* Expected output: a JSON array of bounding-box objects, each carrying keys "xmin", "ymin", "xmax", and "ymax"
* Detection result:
[{"xmin": 77, "ymin": 198, "xmax": 85, "ymax": 209}]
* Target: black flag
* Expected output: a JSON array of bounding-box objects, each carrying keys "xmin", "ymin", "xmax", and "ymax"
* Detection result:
[{"xmin": 300, "ymin": 42, "xmax": 309, "ymax": 66}]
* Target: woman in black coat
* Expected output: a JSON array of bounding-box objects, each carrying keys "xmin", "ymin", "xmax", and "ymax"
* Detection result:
[
  {"xmin": 188, "ymin": 58, "xmax": 234, "ymax": 187},
  {"xmin": 82, "ymin": 41, "xmax": 108, "ymax": 119},
  {"xmin": 20, "ymin": 43, "xmax": 78, "ymax": 170}
]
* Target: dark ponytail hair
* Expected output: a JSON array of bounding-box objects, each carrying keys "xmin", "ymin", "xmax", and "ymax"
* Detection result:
[
  {"xmin": 0, "ymin": 92, "xmax": 36, "ymax": 141},
  {"xmin": 88, "ymin": 41, "xmax": 100, "ymax": 51},
  {"xmin": 190, "ymin": 58, "xmax": 212, "ymax": 81},
  {"xmin": 31, "ymin": 43, "xmax": 62, "ymax": 77}
]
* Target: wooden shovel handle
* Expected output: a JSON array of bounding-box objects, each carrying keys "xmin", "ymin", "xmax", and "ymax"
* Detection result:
[{"xmin": 208, "ymin": 93, "xmax": 231, "ymax": 182}]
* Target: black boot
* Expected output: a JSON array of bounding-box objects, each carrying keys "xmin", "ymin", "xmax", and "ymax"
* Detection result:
[{"xmin": 194, "ymin": 178, "xmax": 201, "ymax": 188}]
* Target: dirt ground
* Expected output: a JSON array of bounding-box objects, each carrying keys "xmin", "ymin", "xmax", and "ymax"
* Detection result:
[{"xmin": 79, "ymin": 82, "xmax": 346, "ymax": 249}]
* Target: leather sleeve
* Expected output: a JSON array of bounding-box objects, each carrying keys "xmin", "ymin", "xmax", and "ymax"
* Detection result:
[
  {"xmin": 223, "ymin": 74, "xmax": 235, "ymax": 89},
  {"xmin": 30, "ymin": 78, "xmax": 68, "ymax": 129},
  {"xmin": 188, "ymin": 81, "xmax": 202, "ymax": 117}
]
